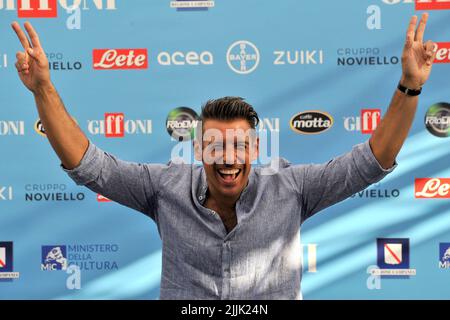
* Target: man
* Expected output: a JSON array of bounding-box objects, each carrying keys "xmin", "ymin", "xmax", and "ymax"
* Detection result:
[{"xmin": 12, "ymin": 14, "xmax": 436, "ymax": 299}]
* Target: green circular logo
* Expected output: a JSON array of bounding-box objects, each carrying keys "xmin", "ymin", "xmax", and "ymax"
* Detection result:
[
  {"xmin": 166, "ymin": 107, "xmax": 199, "ymax": 141},
  {"xmin": 425, "ymin": 103, "xmax": 450, "ymax": 138}
]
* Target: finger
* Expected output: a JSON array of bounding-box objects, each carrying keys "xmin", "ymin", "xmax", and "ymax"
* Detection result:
[
  {"xmin": 11, "ymin": 21, "xmax": 31, "ymax": 50},
  {"xmin": 415, "ymin": 12, "xmax": 429, "ymax": 43},
  {"xmin": 27, "ymin": 47, "xmax": 42, "ymax": 62},
  {"xmin": 15, "ymin": 61, "xmax": 29, "ymax": 73},
  {"xmin": 405, "ymin": 15, "xmax": 418, "ymax": 50},
  {"xmin": 426, "ymin": 42, "xmax": 437, "ymax": 66},
  {"xmin": 24, "ymin": 21, "xmax": 42, "ymax": 48},
  {"xmin": 16, "ymin": 51, "xmax": 27, "ymax": 64}
]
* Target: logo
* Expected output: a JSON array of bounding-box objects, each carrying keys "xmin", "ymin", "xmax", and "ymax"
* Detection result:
[
  {"xmin": 344, "ymin": 109, "xmax": 381, "ymax": 134},
  {"xmin": 157, "ymin": 51, "xmax": 213, "ymax": 66},
  {"xmin": 425, "ymin": 102, "xmax": 450, "ymax": 138},
  {"xmin": 93, "ymin": 49, "xmax": 148, "ymax": 70},
  {"xmin": 416, "ymin": 0, "xmax": 450, "ymax": 10},
  {"xmin": 376, "ymin": 238, "xmax": 416, "ymax": 277},
  {"xmin": 0, "ymin": 242, "xmax": 19, "ymax": 281},
  {"xmin": 170, "ymin": 0, "xmax": 214, "ymax": 10},
  {"xmin": 41, "ymin": 246, "xmax": 68, "ymax": 271},
  {"xmin": 87, "ymin": 114, "xmax": 152, "ymax": 137},
  {"xmin": 40, "ymin": 244, "xmax": 120, "ymax": 271},
  {"xmin": 415, "ymin": 178, "xmax": 450, "ymax": 198},
  {"xmin": 434, "ymin": 42, "xmax": 450, "ymax": 63},
  {"xmin": 337, "ymin": 48, "xmax": 399, "ymax": 66},
  {"xmin": 0, "ymin": 120, "xmax": 25, "ymax": 136},
  {"xmin": 2, "ymin": 0, "xmax": 118, "ymax": 18},
  {"xmin": 227, "ymin": 41, "xmax": 260, "ymax": 74},
  {"xmin": 166, "ymin": 107, "xmax": 199, "ymax": 141},
  {"xmin": 47, "ymin": 52, "xmax": 82, "ymax": 71},
  {"xmin": 290, "ymin": 111, "xmax": 333, "ymax": 135},
  {"xmin": 0, "ymin": 54, "xmax": 7, "ymax": 68},
  {"xmin": 273, "ymin": 50, "xmax": 324, "ymax": 65},
  {"xmin": 97, "ymin": 194, "xmax": 111, "ymax": 202},
  {"xmin": 25, "ymin": 184, "xmax": 85, "ymax": 202},
  {"xmin": 351, "ymin": 182, "xmax": 400, "ymax": 198},
  {"xmin": 0, "ymin": 186, "xmax": 13, "ymax": 201},
  {"xmin": 439, "ymin": 243, "xmax": 450, "ymax": 269}
]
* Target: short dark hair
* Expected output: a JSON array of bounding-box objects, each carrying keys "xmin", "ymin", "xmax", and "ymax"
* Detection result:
[{"xmin": 200, "ymin": 97, "xmax": 259, "ymax": 129}]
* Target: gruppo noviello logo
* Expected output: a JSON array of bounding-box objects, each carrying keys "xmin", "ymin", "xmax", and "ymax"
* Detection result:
[
  {"xmin": 0, "ymin": 242, "xmax": 20, "ymax": 281},
  {"xmin": 376, "ymin": 238, "xmax": 416, "ymax": 278},
  {"xmin": 439, "ymin": 243, "xmax": 450, "ymax": 269}
]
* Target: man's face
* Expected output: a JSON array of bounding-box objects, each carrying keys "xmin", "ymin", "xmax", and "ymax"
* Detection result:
[{"xmin": 195, "ymin": 119, "xmax": 259, "ymax": 199}]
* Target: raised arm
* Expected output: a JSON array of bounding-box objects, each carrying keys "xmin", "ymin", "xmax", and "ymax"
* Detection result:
[
  {"xmin": 369, "ymin": 13, "xmax": 437, "ymax": 169},
  {"xmin": 12, "ymin": 21, "xmax": 88, "ymax": 169}
]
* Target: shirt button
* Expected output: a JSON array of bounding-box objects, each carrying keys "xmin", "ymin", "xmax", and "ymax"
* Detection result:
[{"xmin": 198, "ymin": 195, "xmax": 204, "ymax": 201}]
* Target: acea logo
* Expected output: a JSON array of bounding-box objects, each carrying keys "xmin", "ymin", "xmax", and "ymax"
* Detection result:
[
  {"xmin": 425, "ymin": 102, "xmax": 450, "ymax": 138},
  {"xmin": 166, "ymin": 107, "xmax": 199, "ymax": 141},
  {"xmin": 41, "ymin": 246, "xmax": 68, "ymax": 271},
  {"xmin": 375, "ymin": 238, "xmax": 416, "ymax": 277},
  {"xmin": 0, "ymin": 241, "xmax": 20, "ymax": 281},
  {"xmin": 227, "ymin": 41, "xmax": 260, "ymax": 75},
  {"xmin": 439, "ymin": 243, "xmax": 450, "ymax": 269},
  {"xmin": 290, "ymin": 111, "xmax": 333, "ymax": 135}
]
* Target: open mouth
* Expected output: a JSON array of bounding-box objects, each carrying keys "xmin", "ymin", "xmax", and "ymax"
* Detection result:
[{"xmin": 216, "ymin": 168, "xmax": 242, "ymax": 183}]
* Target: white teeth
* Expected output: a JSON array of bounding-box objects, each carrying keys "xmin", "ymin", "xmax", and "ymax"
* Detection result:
[{"xmin": 218, "ymin": 168, "xmax": 240, "ymax": 175}]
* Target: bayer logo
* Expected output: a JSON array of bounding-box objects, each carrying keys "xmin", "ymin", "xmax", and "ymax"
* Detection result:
[{"xmin": 226, "ymin": 40, "xmax": 260, "ymax": 75}]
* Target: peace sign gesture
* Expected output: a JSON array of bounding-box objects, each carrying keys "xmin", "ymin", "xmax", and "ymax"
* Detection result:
[
  {"xmin": 12, "ymin": 21, "xmax": 51, "ymax": 93},
  {"xmin": 400, "ymin": 13, "xmax": 437, "ymax": 89}
]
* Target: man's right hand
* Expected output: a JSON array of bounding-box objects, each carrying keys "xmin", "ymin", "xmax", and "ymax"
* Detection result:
[{"xmin": 12, "ymin": 21, "xmax": 51, "ymax": 94}]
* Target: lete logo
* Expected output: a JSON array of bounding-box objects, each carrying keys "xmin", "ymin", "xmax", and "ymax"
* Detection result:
[
  {"xmin": 415, "ymin": 178, "xmax": 450, "ymax": 198},
  {"xmin": 93, "ymin": 49, "xmax": 148, "ymax": 70}
]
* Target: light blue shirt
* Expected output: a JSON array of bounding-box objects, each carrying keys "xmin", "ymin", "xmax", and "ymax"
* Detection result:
[{"xmin": 63, "ymin": 140, "xmax": 395, "ymax": 299}]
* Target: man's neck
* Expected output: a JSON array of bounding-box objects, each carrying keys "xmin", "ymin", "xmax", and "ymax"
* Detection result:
[{"xmin": 205, "ymin": 190, "xmax": 239, "ymax": 233}]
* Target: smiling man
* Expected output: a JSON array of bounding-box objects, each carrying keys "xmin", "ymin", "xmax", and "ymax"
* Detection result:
[{"xmin": 11, "ymin": 14, "xmax": 437, "ymax": 299}]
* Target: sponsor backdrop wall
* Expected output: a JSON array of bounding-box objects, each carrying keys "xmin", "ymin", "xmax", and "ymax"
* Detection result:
[{"xmin": 0, "ymin": 0, "xmax": 449, "ymax": 299}]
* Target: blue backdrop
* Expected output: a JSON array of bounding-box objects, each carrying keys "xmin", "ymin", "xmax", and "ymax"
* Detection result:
[{"xmin": 0, "ymin": 0, "xmax": 449, "ymax": 299}]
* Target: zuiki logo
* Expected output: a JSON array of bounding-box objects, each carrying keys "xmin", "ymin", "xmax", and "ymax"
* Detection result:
[
  {"xmin": 41, "ymin": 246, "xmax": 68, "ymax": 271},
  {"xmin": 344, "ymin": 109, "xmax": 381, "ymax": 134},
  {"xmin": 375, "ymin": 238, "xmax": 416, "ymax": 277},
  {"xmin": 170, "ymin": 0, "xmax": 214, "ymax": 11},
  {"xmin": 439, "ymin": 243, "xmax": 450, "ymax": 269},
  {"xmin": 87, "ymin": 113, "xmax": 152, "ymax": 137},
  {"xmin": 166, "ymin": 107, "xmax": 199, "ymax": 141},
  {"xmin": 0, "ymin": 242, "xmax": 19, "ymax": 281},
  {"xmin": 290, "ymin": 111, "xmax": 333, "ymax": 135},
  {"xmin": 415, "ymin": 178, "xmax": 450, "ymax": 199},
  {"xmin": 273, "ymin": 49, "xmax": 324, "ymax": 65},
  {"xmin": 227, "ymin": 41, "xmax": 260, "ymax": 75},
  {"xmin": 93, "ymin": 49, "xmax": 148, "ymax": 70},
  {"xmin": 424, "ymin": 102, "xmax": 450, "ymax": 138}
]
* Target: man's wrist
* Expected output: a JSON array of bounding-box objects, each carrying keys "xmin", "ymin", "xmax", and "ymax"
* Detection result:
[
  {"xmin": 32, "ymin": 81, "xmax": 55, "ymax": 97},
  {"xmin": 399, "ymin": 76, "xmax": 422, "ymax": 90}
]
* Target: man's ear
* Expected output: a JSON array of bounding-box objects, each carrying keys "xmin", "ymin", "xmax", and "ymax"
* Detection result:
[
  {"xmin": 250, "ymin": 137, "xmax": 259, "ymax": 162},
  {"xmin": 194, "ymin": 139, "xmax": 202, "ymax": 162}
]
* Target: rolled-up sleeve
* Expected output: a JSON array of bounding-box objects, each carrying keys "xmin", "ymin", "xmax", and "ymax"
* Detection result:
[
  {"xmin": 295, "ymin": 140, "xmax": 396, "ymax": 221},
  {"xmin": 61, "ymin": 141, "xmax": 166, "ymax": 220}
]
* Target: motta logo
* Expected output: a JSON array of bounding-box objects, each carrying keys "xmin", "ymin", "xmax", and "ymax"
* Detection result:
[
  {"xmin": 434, "ymin": 42, "xmax": 450, "ymax": 63},
  {"xmin": 415, "ymin": 178, "xmax": 450, "ymax": 199},
  {"xmin": 415, "ymin": 0, "xmax": 450, "ymax": 10},
  {"xmin": 0, "ymin": 0, "xmax": 118, "ymax": 18},
  {"xmin": 93, "ymin": 49, "xmax": 148, "ymax": 70},
  {"xmin": 290, "ymin": 111, "xmax": 333, "ymax": 134}
]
